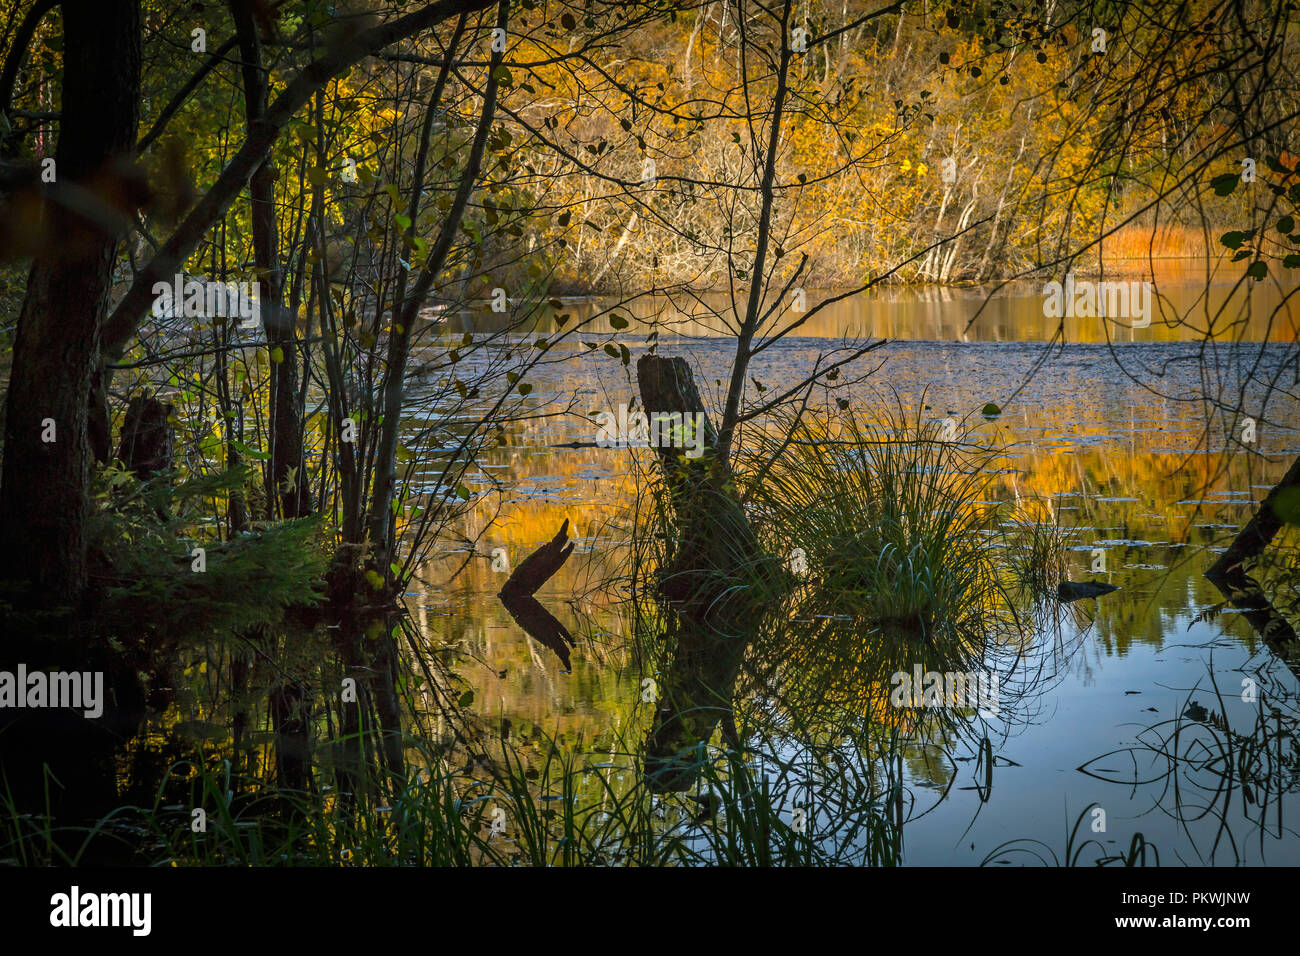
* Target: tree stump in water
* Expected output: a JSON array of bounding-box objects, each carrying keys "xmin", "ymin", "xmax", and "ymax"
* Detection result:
[
  {"xmin": 635, "ymin": 355, "xmax": 775, "ymax": 790},
  {"xmin": 635, "ymin": 354, "xmax": 775, "ymax": 617},
  {"xmin": 499, "ymin": 518, "xmax": 575, "ymax": 599}
]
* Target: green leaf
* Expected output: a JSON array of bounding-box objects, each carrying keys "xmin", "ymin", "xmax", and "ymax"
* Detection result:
[
  {"xmin": 1211, "ymin": 173, "xmax": 1239, "ymax": 196},
  {"xmin": 230, "ymin": 439, "xmax": 271, "ymax": 461},
  {"xmin": 269, "ymin": 346, "xmax": 284, "ymax": 363},
  {"xmin": 981, "ymin": 402, "xmax": 1001, "ymax": 417},
  {"xmin": 609, "ymin": 314, "xmax": 629, "ymax": 330},
  {"xmin": 1220, "ymin": 231, "xmax": 1246, "ymax": 249},
  {"xmin": 394, "ymin": 213, "xmax": 412, "ymax": 231},
  {"xmin": 1272, "ymin": 486, "xmax": 1300, "ymax": 526},
  {"xmin": 307, "ymin": 166, "xmax": 329, "ymax": 186},
  {"xmin": 458, "ymin": 690, "xmax": 475, "ymax": 707},
  {"xmin": 454, "ymin": 484, "xmax": 471, "ymax": 500},
  {"xmin": 518, "ymin": 383, "xmax": 533, "ymax": 396},
  {"xmin": 1246, "ymin": 260, "xmax": 1268, "ymax": 279},
  {"xmin": 604, "ymin": 344, "xmax": 620, "ymax": 358},
  {"xmin": 1278, "ymin": 215, "xmax": 1295, "ymax": 234},
  {"xmin": 1283, "ymin": 254, "xmax": 1300, "ymax": 268}
]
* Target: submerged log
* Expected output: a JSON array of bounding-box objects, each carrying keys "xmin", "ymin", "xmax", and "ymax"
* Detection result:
[{"xmin": 1204, "ymin": 452, "xmax": 1300, "ymax": 658}]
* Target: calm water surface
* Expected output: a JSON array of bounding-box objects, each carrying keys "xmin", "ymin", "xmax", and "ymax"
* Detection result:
[{"xmin": 404, "ymin": 273, "xmax": 1300, "ymax": 865}]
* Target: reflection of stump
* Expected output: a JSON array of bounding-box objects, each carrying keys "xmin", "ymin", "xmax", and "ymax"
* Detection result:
[
  {"xmin": 270, "ymin": 681, "xmax": 312, "ymax": 793},
  {"xmin": 643, "ymin": 617, "xmax": 748, "ymax": 791},
  {"xmin": 115, "ymin": 395, "xmax": 174, "ymax": 478}
]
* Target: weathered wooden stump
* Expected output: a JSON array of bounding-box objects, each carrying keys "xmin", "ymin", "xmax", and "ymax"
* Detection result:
[
  {"xmin": 635, "ymin": 355, "xmax": 774, "ymax": 790},
  {"xmin": 636, "ymin": 355, "xmax": 774, "ymax": 617},
  {"xmin": 114, "ymin": 394, "xmax": 174, "ymax": 478}
]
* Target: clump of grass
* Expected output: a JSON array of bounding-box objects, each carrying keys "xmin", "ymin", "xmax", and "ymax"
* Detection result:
[
  {"xmin": 998, "ymin": 498, "xmax": 1072, "ymax": 604},
  {"xmin": 740, "ymin": 403, "xmax": 1040, "ymax": 739},
  {"xmin": 0, "ymin": 727, "xmax": 900, "ymax": 867}
]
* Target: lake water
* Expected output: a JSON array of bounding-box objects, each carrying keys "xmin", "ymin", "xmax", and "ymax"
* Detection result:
[{"xmin": 404, "ymin": 271, "xmax": 1300, "ymax": 865}]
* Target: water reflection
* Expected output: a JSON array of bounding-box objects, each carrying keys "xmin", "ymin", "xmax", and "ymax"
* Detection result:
[
  {"xmin": 408, "ymin": 279, "xmax": 1298, "ymax": 863},
  {"xmin": 435, "ymin": 261, "xmax": 1299, "ymax": 344},
  {"xmin": 1077, "ymin": 659, "xmax": 1300, "ymax": 864}
]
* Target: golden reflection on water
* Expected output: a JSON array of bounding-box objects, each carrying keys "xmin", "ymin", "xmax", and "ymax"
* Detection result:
[
  {"xmin": 408, "ymin": 350, "xmax": 1298, "ymax": 752},
  {"xmin": 445, "ymin": 261, "xmax": 1300, "ymax": 344}
]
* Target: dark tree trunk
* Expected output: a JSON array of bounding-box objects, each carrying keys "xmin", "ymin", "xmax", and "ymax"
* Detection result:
[
  {"xmin": 230, "ymin": 0, "xmax": 311, "ymax": 520},
  {"xmin": 0, "ymin": 0, "xmax": 141, "ymax": 603},
  {"xmin": 636, "ymin": 354, "xmax": 774, "ymax": 617},
  {"xmin": 0, "ymin": 0, "xmax": 142, "ymax": 833}
]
